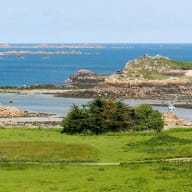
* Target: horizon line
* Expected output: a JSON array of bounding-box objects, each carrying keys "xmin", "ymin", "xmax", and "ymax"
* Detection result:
[{"xmin": 1, "ymin": 42, "xmax": 192, "ymax": 44}]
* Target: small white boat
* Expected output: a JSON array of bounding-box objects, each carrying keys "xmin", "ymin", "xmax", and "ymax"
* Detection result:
[{"xmin": 168, "ymin": 104, "xmax": 175, "ymax": 112}]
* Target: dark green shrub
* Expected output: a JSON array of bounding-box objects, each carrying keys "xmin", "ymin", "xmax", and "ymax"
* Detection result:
[
  {"xmin": 134, "ymin": 104, "xmax": 164, "ymax": 132},
  {"xmin": 62, "ymin": 99, "xmax": 164, "ymax": 134},
  {"xmin": 61, "ymin": 105, "xmax": 94, "ymax": 134}
]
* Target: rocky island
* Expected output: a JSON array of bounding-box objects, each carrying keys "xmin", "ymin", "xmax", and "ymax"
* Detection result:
[{"xmin": 55, "ymin": 54, "xmax": 192, "ymax": 101}]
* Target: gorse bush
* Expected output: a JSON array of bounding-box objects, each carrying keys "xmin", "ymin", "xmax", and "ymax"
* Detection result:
[{"xmin": 61, "ymin": 98, "xmax": 164, "ymax": 134}]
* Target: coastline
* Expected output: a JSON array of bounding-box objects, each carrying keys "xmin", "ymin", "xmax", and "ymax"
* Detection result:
[{"xmin": 0, "ymin": 50, "xmax": 100, "ymax": 56}]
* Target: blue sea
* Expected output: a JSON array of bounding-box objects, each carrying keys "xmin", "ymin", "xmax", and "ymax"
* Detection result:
[{"xmin": 1, "ymin": 44, "xmax": 192, "ymax": 86}]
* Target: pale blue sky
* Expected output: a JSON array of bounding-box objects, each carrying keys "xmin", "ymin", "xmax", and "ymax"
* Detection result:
[{"xmin": 0, "ymin": 0, "xmax": 192, "ymax": 43}]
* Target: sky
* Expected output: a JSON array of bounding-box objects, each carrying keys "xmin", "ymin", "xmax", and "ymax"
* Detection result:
[{"xmin": 0, "ymin": 0, "xmax": 192, "ymax": 43}]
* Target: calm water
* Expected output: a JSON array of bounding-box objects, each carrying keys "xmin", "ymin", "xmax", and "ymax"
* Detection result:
[
  {"xmin": 1, "ymin": 44, "xmax": 192, "ymax": 86},
  {"xmin": 0, "ymin": 93, "xmax": 191, "ymax": 121}
]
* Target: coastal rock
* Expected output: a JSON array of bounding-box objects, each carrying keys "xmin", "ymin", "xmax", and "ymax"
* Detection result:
[
  {"xmin": 66, "ymin": 70, "xmax": 108, "ymax": 87},
  {"xmin": 124, "ymin": 54, "xmax": 171, "ymax": 72},
  {"xmin": 0, "ymin": 104, "xmax": 54, "ymax": 118},
  {"xmin": 162, "ymin": 112, "xmax": 192, "ymax": 127},
  {"xmin": 103, "ymin": 54, "xmax": 192, "ymax": 98},
  {"xmin": 0, "ymin": 104, "xmax": 24, "ymax": 117}
]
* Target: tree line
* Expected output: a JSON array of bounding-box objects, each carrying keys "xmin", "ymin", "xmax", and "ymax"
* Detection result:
[{"xmin": 62, "ymin": 98, "xmax": 164, "ymax": 134}]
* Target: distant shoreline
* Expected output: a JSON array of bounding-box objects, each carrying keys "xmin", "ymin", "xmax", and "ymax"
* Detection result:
[
  {"xmin": 0, "ymin": 50, "xmax": 100, "ymax": 56},
  {"xmin": 0, "ymin": 44, "xmax": 104, "ymax": 49}
]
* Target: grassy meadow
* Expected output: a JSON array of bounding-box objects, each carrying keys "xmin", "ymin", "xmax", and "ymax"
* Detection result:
[
  {"xmin": 1, "ymin": 128, "xmax": 192, "ymax": 163},
  {"xmin": 0, "ymin": 127, "xmax": 192, "ymax": 191},
  {"xmin": 1, "ymin": 162, "xmax": 192, "ymax": 192}
]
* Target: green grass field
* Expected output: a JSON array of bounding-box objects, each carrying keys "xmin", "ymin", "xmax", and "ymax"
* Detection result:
[
  {"xmin": 1, "ymin": 128, "xmax": 192, "ymax": 163},
  {"xmin": 0, "ymin": 127, "xmax": 192, "ymax": 191},
  {"xmin": 1, "ymin": 162, "xmax": 192, "ymax": 192}
]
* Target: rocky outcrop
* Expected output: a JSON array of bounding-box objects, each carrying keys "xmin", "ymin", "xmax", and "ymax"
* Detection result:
[
  {"xmin": 0, "ymin": 104, "xmax": 54, "ymax": 118},
  {"xmin": 0, "ymin": 104, "xmax": 24, "ymax": 117},
  {"xmin": 104, "ymin": 78, "xmax": 192, "ymax": 98},
  {"xmin": 102, "ymin": 55, "xmax": 192, "ymax": 99},
  {"xmin": 66, "ymin": 70, "xmax": 108, "ymax": 87},
  {"xmin": 110, "ymin": 54, "xmax": 192, "ymax": 81},
  {"xmin": 162, "ymin": 112, "xmax": 192, "ymax": 127},
  {"xmin": 124, "ymin": 54, "xmax": 171, "ymax": 72},
  {"xmin": 0, "ymin": 104, "xmax": 60, "ymax": 128}
]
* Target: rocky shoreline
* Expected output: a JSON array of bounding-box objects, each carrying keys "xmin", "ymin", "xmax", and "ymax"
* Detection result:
[
  {"xmin": 162, "ymin": 112, "xmax": 192, "ymax": 128},
  {"xmin": 0, "ymin": 104, "xmax": 61, "ymax": 128}
]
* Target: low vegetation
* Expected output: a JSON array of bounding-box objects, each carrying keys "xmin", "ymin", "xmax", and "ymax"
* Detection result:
[
  {"xmin": 123, "ymin": 56, "xmax": 192, "ymax": 80},
  {"xmin": 0, "ymin": 141, "xmax": 98, "ymax": 163},
  {"xmin": 127, "ymin": 56, "xmax": 192, "ymax": 70},
  {"xmin": 170, "ymin": 60, "xmax": 192, "ymax": 69},
  {"xmin": 0, "ymin": 128, "xmax": 192, "ymax": 163},
  {"xmin": 61, "ymin": 98, "xmax": 164, "ymax": 134},
  {"xmin": 126, "ymin": 70, "xmax": 169, "ymax": 80}
]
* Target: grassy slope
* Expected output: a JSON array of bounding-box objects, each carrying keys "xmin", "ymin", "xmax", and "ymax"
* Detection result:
[
  {"xmin": 128, "ymin": 57, "xmax": 192, "ymax": 70},
  {"xmin": 125, "ymin": 57, "xmax": 192, "ymax": 80},
  {"xmin": 0, "ymin": 128, "xmax": 192, "ymax": 163},
  {"xmin": 0, "ymin": 142, "xmax": 98, "ymax": 162},
  {"xmin": 0, "ymin": 128, "xmax": 192, "ymax": 191},
  {"xmin": 170, "ymin": 60, "xmax": 192, "ymax": 69}
]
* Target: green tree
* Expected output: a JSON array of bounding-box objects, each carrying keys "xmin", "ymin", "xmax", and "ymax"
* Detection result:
[
  {"xmin": 148, "ymin": 110, "xmax": 164, "ymax": 132},
  {"xmin": 112, "ymin": 101, "xmax": 135, "ymax": 131},
  {"xmin": 61, "ymin": 105, "xmax": 93, "ymax": 134},
  {"xmin": 134, "ymin": 104, "xmax": 164, "ymax": 132}
]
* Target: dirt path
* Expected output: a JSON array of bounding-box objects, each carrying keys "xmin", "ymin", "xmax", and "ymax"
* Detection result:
[
  {"xmin": 165, "ymin": 157, "xmax": 192, "ymax": 162},
  {"xmin": 2, "ymin": 158, "xmax": 192, "ymax": 166}
]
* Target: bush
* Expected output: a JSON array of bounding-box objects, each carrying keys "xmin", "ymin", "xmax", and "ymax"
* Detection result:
[
  {"xmin": 134, "ymin": 104, "xmax": 164, "ymax": 132},
  {"xmin": 61, "ymin": 99, "xmax": 164, "ymax": 134}
]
